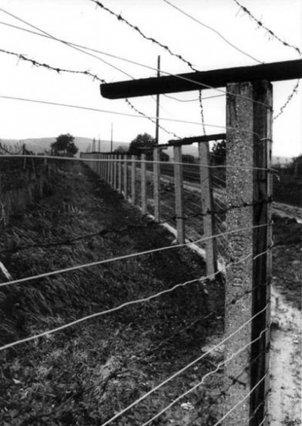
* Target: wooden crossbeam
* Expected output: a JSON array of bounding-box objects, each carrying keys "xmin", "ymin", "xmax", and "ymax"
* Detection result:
[
  {"xmin": 100, "ymin": 59, "xmax": 302, "ymax": 99},
  {"xmin": 168, "ymin": 133, "xmax": 226, "ymax": 146}
]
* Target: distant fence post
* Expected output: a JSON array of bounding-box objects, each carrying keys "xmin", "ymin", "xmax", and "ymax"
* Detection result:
[
  {"xmin": 153, "ymin": 147, "xmax": 160, "ymax": 222},
  {"xmin": 108, "ymin": 154, "xmax": 113, "ymax": 186},
  {"xmin": 223, "ymin": 81, "xmax": 272, "ymax": 426},
  {"xmin": 198, "ymin": 141, "xmax": 217, "ymax": 276},
  {"xmin": 123, "ymin": 155, "xmax": 128, "ymax": 199},
  {"xmin": 113, "ymin": 154, "xmax": 117, "ymax": 189},
  {"xmin": 131, "ymin": 155, "xmax": 136, "ymax": 205},
  {"xmin": 107, "ymin": 154, "xmax": 111, "ymax": 184},
  {"xmin": 118, "ymin": 154, "xmax": 122, "ymax": 193},
  {"xmin": 173, "ymin": 145, "xmax": 185, "ymax": 244},
  {"xmin": 141, "ymin": 153, "xmax": 147, "ymax": 214}
]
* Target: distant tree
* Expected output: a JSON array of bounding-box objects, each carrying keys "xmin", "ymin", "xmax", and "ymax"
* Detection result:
[
  {"xmin": 211, "ymin": 139, "xmax": 226, "ymax": 164},
  {"xmin": 51, "ymin": 134, "xmax": 78, "ymax": 157},
  {"xmin": 128, "ymin": 133, "xmax": 170, "ymax": 161},
  {"xmin": 128, "ymin": 133, "xmax": 155, "ymax": 156}
]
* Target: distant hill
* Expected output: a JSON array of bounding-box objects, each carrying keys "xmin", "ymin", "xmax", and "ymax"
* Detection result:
[
  {"xmin": 0, "ymin": 137, "xmax": 295, "ymax": 166},
  {"xmin": 0, "ymin": 137, "xmax": 130, "ymax": 155}
]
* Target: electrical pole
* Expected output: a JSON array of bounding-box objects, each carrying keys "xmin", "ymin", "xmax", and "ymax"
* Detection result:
[
  {"xmin": 110, "ymin": 123, "xmax": 113, "ymax": 152},
  {"xmin": 155, "ymin": 55, "xmax": 160, "ymax": 144}
]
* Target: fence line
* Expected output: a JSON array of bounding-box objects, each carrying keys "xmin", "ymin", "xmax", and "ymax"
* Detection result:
[{"xmin": 82, "ymin": 148, "xmax": 272, "ymax": 275}]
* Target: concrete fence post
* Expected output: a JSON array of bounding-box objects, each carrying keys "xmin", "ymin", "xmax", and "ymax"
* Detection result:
[
  {"xmin": 198, "ymin": 141, "xmax": 217, "ymax": 276},
  {"xmin": 131, "ymin": 155, "xmax": 136, "ymax": 205},
  {"xmin": 118, "ymin": 154, "xmax": 122, "ymax": 193},
  {"xmin": 173, "ymin": 145, "xmax": 185, "ymax": 244},
  {"xmin": 141, "ymin": 153, "xmax": 147, "ymax": 214},
  {"xmin": 113, "ymin": 154, "xmax": 117, "ymax": 189},
  {"xmin": 224, "ymin": 81, "xmax": 272, "ymax": 426},
  {"xmin": 153, "ymin": 147, "xmax": 160, "ymax": 222},
  {"xmin": 124, "ymin": 155, "xmax": 128, "ymax": 199}
]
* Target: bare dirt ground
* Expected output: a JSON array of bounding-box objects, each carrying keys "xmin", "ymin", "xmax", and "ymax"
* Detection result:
[
  {"xmin": 270, "ymin": 286, "xmax": 302, "ymax": 426},
  {"xmin": 273, "ymin": 202, "xmax": 302, "ymax": 224}
]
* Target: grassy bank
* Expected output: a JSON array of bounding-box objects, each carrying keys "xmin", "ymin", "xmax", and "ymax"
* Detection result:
[{"xmin": 0, "ymin": 162, "xmax": 224, "ymax": 425}]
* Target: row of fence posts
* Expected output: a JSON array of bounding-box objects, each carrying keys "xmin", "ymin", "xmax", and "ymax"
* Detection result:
[
  {"xmin": 81, "ymin": 142, "xmax": 217, "ymax": 276},
  {"xmin": 81, "ymin": 81, "xmax": 272, "ymax": 426}
]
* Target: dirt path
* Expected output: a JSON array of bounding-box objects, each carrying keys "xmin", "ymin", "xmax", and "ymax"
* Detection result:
[
  {"xmin": 269, "ymin": 286, "xmax": 302, "ymax": 425},
  {"xmin": 273, "ymin": 202, "xmax": 302, "ymax": 224}
]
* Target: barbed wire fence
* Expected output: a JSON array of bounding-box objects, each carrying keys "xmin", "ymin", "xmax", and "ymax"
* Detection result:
[{"xmin": 0, "ymin": 1, "xmax": 301, "ymax": 425}]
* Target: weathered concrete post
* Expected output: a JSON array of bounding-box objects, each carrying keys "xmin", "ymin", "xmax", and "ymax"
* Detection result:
[
  {"xmin": 198, "ymin": 141, "xmax": 217, "ymax": 276},
  {"xmin": 224, "ymin": 81, "xmax": 272, "ymax": 426},
  {"xmin": 131, "ymin": 155, "xmax": 136, "ymax": 204},
  {"xmin": 153, "ymin": 147, "xmax": 161, "ymax": 222},
  {"xmin": 118, "ymin": 154, "xmax": 122, "ymax": 193},
  {"xmin": 106, "ymin": 154, "xmax": 110, "ymax": 183},
  {"xmin": 173, "ymin": 145, "xmax": 185, "ymax": 244},
  {"xmin": 113, "ymin": 154, "xmax": 117, "ymax": 189},
  {"xmin": 109, "ymin": 154, "xmax": 114, "ymax": 187},
  {"xmin": 141, "ymin": 153, "xmax": 147, "ymax": 214},
  {"xmin": 123, "ymin": 155, "xmax": 128, "ymax": 199}
]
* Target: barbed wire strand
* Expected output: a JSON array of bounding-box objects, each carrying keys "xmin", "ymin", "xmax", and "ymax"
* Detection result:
[
  {"xmin": 0, "ymin": 13, "xmax": 275, "ymax": 110},
  {"xmin": 88, "ymin": 1, "xmax": 272, "ymax": 110},
  {"xmin": 163, "ymin": 0, "xmax": 262, "ymax": 64},
  {"xmin": 0, "ymin": 20, "xmax": 225, "ymax": 105},
  {"xmin": 198, "ymin": 90, "xmax": 206, "ymax": 135},
  {"xmin": 274, "ymin": 79, "xmax": 300, "ymax": 120},
  {"xmin": 0, "ymin": 11, "xmax": 184, "ymax": 139},
  {"xmin": 233, "ymin": 0, "xmax": 301, "ymax": 56},
  {"xmin": 88, "ymin": 0, "xmax": 208, "ymax": 134},
  {"xmin": 90, "ymin": 0, "xmax": 196, "ymax": 71},
  {"xmin": 0, "ymin": 223, "xmax": 269, "ymax": 289},
  {"xmin": 139, "ymin": 329, "xmax": 269, "ymax": 426},
  {"xmin": 0, "ymin": 46, "xmax": 180, "ymax": 139},
  {"xmin": 0, "ymin": 7, "xmax": 135, "ymax": 79}
]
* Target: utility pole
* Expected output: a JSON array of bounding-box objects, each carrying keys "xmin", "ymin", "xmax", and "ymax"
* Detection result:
[
  {"xmin": 98, "ymin": 137, "xmax": 101, "ymax": 153},
  {"xmin": 110, "ymin": 123, "xmax": 113, "ymax": 152},
  {"xmin": 155, "ymin": 55, "xmax": 160, "ymax": 144}
]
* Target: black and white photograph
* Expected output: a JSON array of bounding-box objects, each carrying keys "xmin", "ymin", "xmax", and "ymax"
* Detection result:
[{"xmin": 0, "ymin": 1, "xmax": 301, "ymax": 424}]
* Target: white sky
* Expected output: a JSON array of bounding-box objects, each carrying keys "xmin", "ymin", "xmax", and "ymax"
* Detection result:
[{"xmin": 0, "ymin": 0, "xmax": 301, "ymax": 157}]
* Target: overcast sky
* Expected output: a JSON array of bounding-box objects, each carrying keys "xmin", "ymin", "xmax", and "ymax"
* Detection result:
[{"xmin": 0, "ymin": 0, "xmax": 301, "ymax": 157}]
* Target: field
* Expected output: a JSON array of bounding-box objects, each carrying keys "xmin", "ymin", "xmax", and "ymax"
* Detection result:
[{"xmin": 0, "ymin": 161, "xmax": 301, "ymax": 425}]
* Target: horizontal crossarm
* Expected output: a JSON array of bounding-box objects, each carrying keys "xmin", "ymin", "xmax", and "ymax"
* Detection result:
[{"xmin": 100, "ymin": 59, "xmax": 302, "ymax": 99}]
